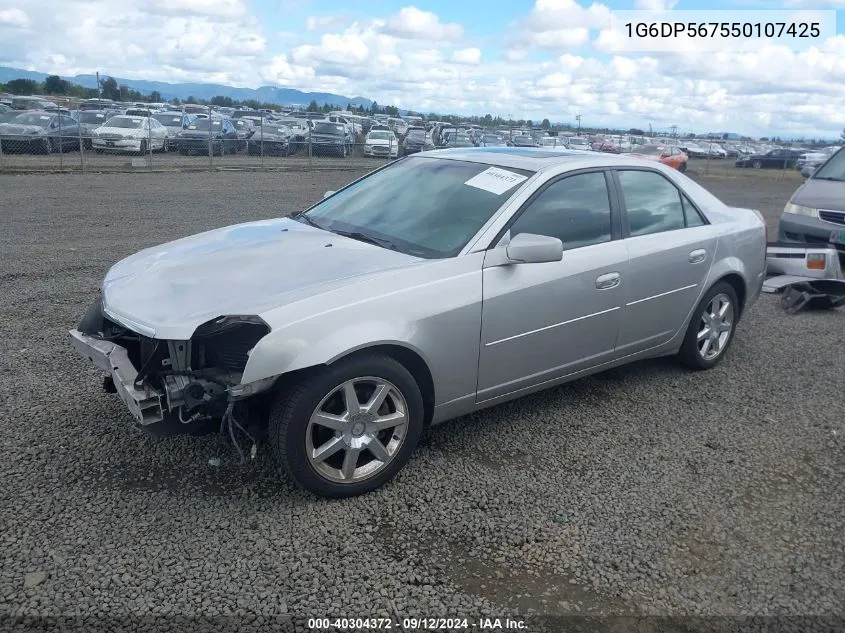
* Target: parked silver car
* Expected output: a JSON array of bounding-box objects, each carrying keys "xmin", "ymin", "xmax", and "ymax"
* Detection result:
[{"xmin": 69, "ymin": 149, "xmax": 766, "ymax": 497}]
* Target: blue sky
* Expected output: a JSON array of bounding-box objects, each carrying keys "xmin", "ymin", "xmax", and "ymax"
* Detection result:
[{"xmin": 0, "ymin": 0, "xmax": 843, "ymax": 138}]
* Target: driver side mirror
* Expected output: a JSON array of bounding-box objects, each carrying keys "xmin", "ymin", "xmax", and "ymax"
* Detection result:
[
  {"xmin": 323, "ymin": 190, "xmax": 335, "ymax": 199},
  {"xmin": 506, "ymin": 233, "xmax": 563, "ymax": 264},
  {"xmin": 484, "ymin": 233, "xmax": 563, "ymax": 268}
]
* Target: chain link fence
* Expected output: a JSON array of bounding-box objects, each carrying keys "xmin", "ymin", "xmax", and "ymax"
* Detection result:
[
  {"xmin": 0, "ymin": 107, "xmax": 405, "ymax": 173},
  {"xmin": 0, "ymin": 108, "xmax": 811, "ymax": 178}
]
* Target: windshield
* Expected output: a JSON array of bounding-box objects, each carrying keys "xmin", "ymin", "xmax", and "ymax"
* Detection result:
[
  {"xmin": 483, "ymin": 135, "xmax": 502, "ymax": 143},
  {"xmin": 314, "ymin": 122, "xmax": 343, "ymax": 134},
  {"xmin": 569, "ymin": 138, "xmax": 587, "ymax": 146},
  {"xmin": 260, "ymin": 125, "xmax": 287, "ymax": 135},
  {"xmin": 7, "ymin": 113, "xmax": 53, "ymax": 127},
  {"xmin": 812, "ymin": 148, "xmax": 845, "ymax": 181},
  {"xmin": 105, "ymin": 117, "xmax": 145, "ymax": 129},
  {"xmin": 153, "ymin": 114, "xmax": 183, "ymax": 126},
  {"xmin": 637, "ymin": 146, "xmax": 664, "ymax": 156},
  {"xmin": 79, "ymin": 112, "xmax": 109, "ymax": 124},
  {"xmin": 406, "ymin": 130, "xmax": 425, "ymax": 140},
  {"xmin": 302, "ymin": 156, "xmax": 534, "ymax": 258},
  {"xmin": 368, "ymin": 131, "xmax": 392, "ymax": 140},
  {"xmin": 188, "ymin": 119, "xmax": 222, "ymax": 130}
]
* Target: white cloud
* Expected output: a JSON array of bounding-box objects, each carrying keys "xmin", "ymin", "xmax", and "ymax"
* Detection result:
[
  {"xmin": 380, "ymin": 6, "xmax": 463, "ymax": 41},
  {"xmin": 306, "ymin": 15, "xmax": 348, "ymax": 32},
  {"xmin": 633, "ymin": 0, "xmax": 678, "ymax": 9},
  {"xmin": 0, "ymin": 0, "xmax": 842, "ymax": 137},
  {"xmin": 147, "ymin": 0, "xmax": 247, "ymax": 18},
  {"xmin": 516, "ymin": 0, "xmax": 611, "ymax": 50},
  {"xmin": 0, "ymin": 8, "xmax": 29, "ymax": 27},
  {"xmin": 451, "ymin": 47, "xmax": 481, "ymax": 65}
]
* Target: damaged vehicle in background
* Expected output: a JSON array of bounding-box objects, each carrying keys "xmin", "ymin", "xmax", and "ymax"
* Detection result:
[
  {"xmin": 178, "ymin": 118, "xmax": 239, "ymax": 155},
  {"xmin": 91, "ymin": 115, "xmax": 168, "ymax": 154},
  {"xmin": 363, "ymin": 129, "xmax": 398, "ymax": 158},
  {"xmin": 247, "ymin": 123, "xmax": 293, "ymax": 156},
  {"xmin": 69, "ymin": 148, "xmax": 766, "ymax": 499},
  {"xmin": 0, "ymin": 111, "xmax": 81, "ymax": 154}
]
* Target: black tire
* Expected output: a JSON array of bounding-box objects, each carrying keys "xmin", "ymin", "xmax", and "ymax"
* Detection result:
[
  {"xmin": 677, "ymin": 281, "xmax": 739, "ymax": 370},
  {"xmin": 94, "ymin": 148, "xmax": 104, "ymax": 154},
  {"xmin": 42, "ymin": 138, "xmax": 53, "ymax": 155},
  {"xmin": 678, "ymin": 162, "xmax": 687, "ymax": 173},
  {"xmin": 139, "ymin": 140, "xmax": 147, "ymax": 155},
  {"xmin": 179, "ymin": 148, "xmax": 190, "ymax": 155},
  {"xmin": 268, "ymin": 354, "xmax": 425, "ymax": 498},
  {"xmin": 752, "ymin": 159, "xmax": 762, "ymax": 169}
]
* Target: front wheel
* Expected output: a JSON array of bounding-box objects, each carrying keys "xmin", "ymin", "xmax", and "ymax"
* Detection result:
[
  {"xmin": 678, "ymin": 161, "xmax": 687, "ymax": 173},
  {"xmin": 268, "ymin": 354, "xmax": 425, "ymax": 498},
  {"xmin": 138, "ymin": 140, "xmax": 147, "ymax": 155},
  {"xmin": 752, "ymin": 159, "xmax": 762, "ymax": 169},
  {"xmin": 677, "ymin": 282, "xmax": 739, "ymax": 370}
]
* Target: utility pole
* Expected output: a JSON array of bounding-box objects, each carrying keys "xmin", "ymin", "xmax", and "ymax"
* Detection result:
[
  {"xmin": 670, "ymin": 125, "xmax": 678, "ymax": 138},
  {"xmin": 576, "ymin": 114, "xmax": 582, "ymax": 132},
  {"xmin": 96, "ymin": 71, "xmax": 101, "ymax": 99}
]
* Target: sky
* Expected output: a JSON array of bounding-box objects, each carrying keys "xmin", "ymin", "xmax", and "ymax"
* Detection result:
[{"xmin": 0, "ymin": 0, "xmax": 843, "ymax": 138}]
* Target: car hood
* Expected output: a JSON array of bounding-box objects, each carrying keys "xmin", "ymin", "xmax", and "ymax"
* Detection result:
[
  {"xmin": 96, "ymin": 126, "xmax": 144, "ymax": 138},
  {"xmin": 312, "ymin": 134, "xmax": 343, "ymax": 142},
  {"xmin": 101, "ymin": 217, "xmax": 421, "ymax": 340},
  {"xmin": 792, "ymin": 179, "xmax": 845, "ymax": 211},
  {"xmin": 180, "ymin": 129, "xmax": 220, "ymax": 138},
  {"xmin": 366, "ymin": 138, "xmax": 393, "ymax": 146},
  {"xmin": 0, "ymin": 124, "xmax": 46, "ymax": 135}
]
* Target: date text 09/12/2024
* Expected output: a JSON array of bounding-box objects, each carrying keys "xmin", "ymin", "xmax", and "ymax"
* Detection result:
[{"xmin": 307, "ymin": 617, "xmax": 527, "ymax": 630}]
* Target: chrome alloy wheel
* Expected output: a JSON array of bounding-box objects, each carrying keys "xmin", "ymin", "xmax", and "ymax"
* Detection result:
[
  {"xmin": 697, "ymin": 293, "xmax": 734, "ymax": 361},
  {"xmin": 305, "ymin": 377, "xmax": 408, "ymax": 483}
]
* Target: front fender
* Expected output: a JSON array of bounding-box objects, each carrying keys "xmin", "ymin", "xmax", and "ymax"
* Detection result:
[
  {"xmin": 240, "ymin": 321, "xmax": 431, "ymax": 385},
  {"xmin": 239, "ymin": 254, "xmax": 486, "ymax": 408}
]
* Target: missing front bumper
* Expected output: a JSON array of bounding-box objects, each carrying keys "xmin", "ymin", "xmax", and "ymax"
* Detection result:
[{"xmin": 69, "ymin": 329, "xmax": 164, "ymax": 425}]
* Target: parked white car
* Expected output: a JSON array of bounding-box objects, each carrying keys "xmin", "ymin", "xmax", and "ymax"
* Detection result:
[
  {"xmin": 363, "ymin": 130, "xmax": 399, "ymax": 158},
  {"xmin": 91, "ymin": 116, "xmax": 168, "ymax": 154}
]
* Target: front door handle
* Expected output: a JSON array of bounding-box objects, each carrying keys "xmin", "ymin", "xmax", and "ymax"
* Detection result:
[
  {"xmin": 689, "ymin": 249, "xmax": 706, "ymax": 264},
  {"xmin": 596, "ymin": 272, "xmax": 621, "ymax": 289}
]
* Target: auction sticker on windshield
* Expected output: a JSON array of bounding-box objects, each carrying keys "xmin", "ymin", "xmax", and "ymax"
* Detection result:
[{"xmin": 465, "ymin": 167, "xmax": 528, "ymax": 195}]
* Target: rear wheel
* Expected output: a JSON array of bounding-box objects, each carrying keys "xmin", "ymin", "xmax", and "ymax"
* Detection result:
[
  {"xmin": 678, "ymin": 161, "xmax": 687, "ymax": 173},
  {"xmin": 139, "ymin": 140, "xmax": 147, "ymax": 155},
  {"xmin": 677, "ymin": 282, "xmax": 739, "ymax": 370},
  {"xmin": 268, "ymin": 354, "xmax": 424, "ymax": 498},
  {"xmin": 41, "ymin": 138, "xmax": 53, "ymax": 155},
  {"xmin": 752, "ymin": 159, "xmax": 762, "ymax": 169}
]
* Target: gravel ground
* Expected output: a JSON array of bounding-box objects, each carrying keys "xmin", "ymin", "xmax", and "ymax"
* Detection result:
[{"xmin": 0, "ymin": 170, "xmax": 843, "ymax": 632}]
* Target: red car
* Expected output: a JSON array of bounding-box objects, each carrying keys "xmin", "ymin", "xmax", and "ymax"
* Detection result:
[{"xmin": 626, "ymin": 144, "xmax": 689, "ymax": 172}]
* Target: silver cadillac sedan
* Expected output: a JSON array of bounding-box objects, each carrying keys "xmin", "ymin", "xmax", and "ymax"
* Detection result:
[{"xmin": 70, "ymin": 148, "xmax": 767, "ymax": 497}]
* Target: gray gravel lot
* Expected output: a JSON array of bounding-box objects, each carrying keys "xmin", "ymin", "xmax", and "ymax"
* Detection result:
[{"xmin": 0, "ymin": 170, "xmax": 843, "ymax": 631}]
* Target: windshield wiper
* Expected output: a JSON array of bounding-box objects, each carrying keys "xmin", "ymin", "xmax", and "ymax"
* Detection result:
[
  {"xmin": 293, "ymin": 212, "xmax": 324, "ymax": 229},
  {"xmin": 811, "ymin": 176, "xmax": 845, "ymax": 182},
  {"xmin": 332, "ymin": 229, "xmax": 400, "ymax": 252}
]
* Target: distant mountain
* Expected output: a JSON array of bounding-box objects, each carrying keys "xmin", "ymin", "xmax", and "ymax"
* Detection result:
[{"xmin": 0, "ymin": 66, "xmax": 373, "ymax": 109}]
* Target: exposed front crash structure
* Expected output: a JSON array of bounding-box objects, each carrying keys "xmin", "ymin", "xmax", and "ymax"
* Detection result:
[
  {"xmin": 763, "ymin": 241, "xmax": 845, "ymax": 313},
  {"xmin": 70, "ymin": 298, "xmax": 274, "ymax": 431}
]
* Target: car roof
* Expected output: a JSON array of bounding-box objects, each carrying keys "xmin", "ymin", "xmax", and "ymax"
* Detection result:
[{"xmin": 419, "ymin": 147, "xmax": 668, "ymax": 172}]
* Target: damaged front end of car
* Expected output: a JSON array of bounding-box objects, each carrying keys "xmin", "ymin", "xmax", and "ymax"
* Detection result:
[{"xmin": 69, "ymin": 297, "xmax": 275, "ymax": 434}]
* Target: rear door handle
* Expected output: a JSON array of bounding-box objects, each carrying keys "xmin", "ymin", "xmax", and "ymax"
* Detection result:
[
  {"xmin": 689, "ymin": 249, "xmax": 706, "ymax": 264},
  {"xmin": 596, "ymin": 272, "xmax": 621, "ymax": 289}
]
